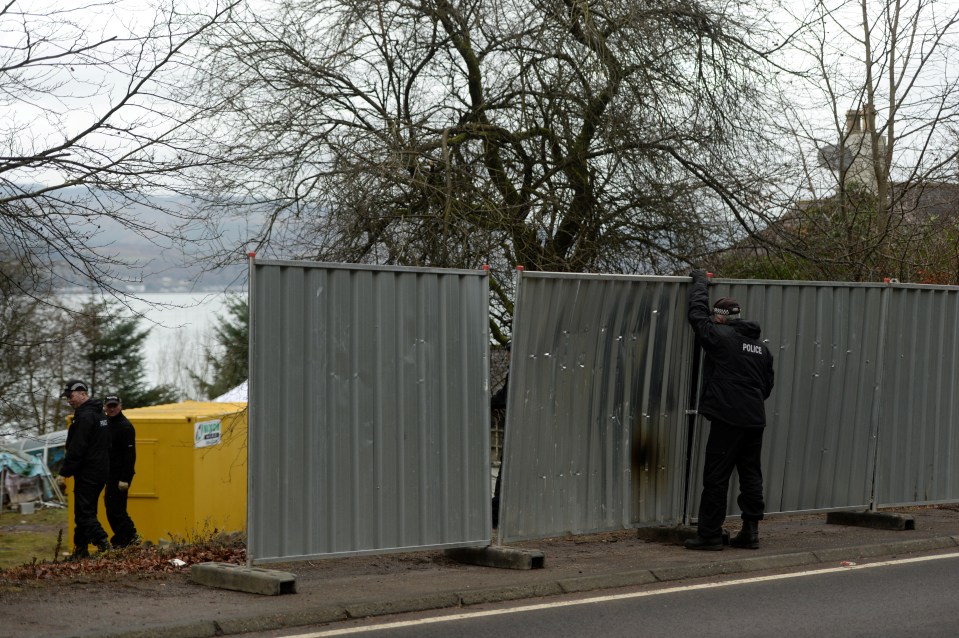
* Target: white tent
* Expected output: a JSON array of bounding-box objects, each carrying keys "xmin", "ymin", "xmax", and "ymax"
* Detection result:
[{"xmin": 213, "ymin": 380, "xmax": 248, "ymax": 402}]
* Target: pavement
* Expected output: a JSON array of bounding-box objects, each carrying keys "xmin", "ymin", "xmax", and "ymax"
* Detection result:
[{"xmin": 5, "ymin": 505, "xmax": 959, "ymax": 638}]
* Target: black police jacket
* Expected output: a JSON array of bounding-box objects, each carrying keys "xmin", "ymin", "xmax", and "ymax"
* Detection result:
[
  {"xmin": 108, "ymin": 412, "xmax": 137, "ymax": 483},
  {"xmin": 687, "ymin": 271, "xmax": 775, "ymax": 428},
  {"xmin": 60, "ymin": 399, "xmax": 111, "ymax": 482}
]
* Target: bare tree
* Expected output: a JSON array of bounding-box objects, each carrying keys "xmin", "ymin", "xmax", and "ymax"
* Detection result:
[
  {"xmin": 726, "ymin": 0, "xmax": 959, "ymax": 282},
  {"xmin": 0, "ymin": 2, "xmax": 247, "ymax": 436},
  {"xmin": 0, "ymin": 0, "xmax": 239, "ymax": 299},
  {"xmin": 0, "ymin": 278, "xmax": 75, "ymax": 438},
  {"xmin": 182, "ymin": 0, "xmax": 785, "ymax": 337}
]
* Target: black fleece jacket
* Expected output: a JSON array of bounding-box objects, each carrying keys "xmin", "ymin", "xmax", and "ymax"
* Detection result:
[
  {"xmin": 61, "ymin": 399, "xmax": 111, "ymax": 482},
  {"xmin": 687, "ymin": 271, "xmax": 775, "ymax": 428},
  {"xmin": 108, "ymin": 411, "xmax": 137, "ymax": 483}
]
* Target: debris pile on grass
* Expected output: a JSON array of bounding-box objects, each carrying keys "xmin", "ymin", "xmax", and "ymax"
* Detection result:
[{"xmin": 0, "ymin": 531, "xmax": 246, "ymax": 583}]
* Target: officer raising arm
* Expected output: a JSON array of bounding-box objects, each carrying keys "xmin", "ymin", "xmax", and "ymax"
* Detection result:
[{"xmin": 684, "ymin": 270, "xmax": 775, "ymax": 551}]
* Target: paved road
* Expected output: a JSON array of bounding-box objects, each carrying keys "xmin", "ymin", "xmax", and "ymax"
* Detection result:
[
  {"xmin": 263, "ymin": 550, "xmax": 959, "ymax": 638},
  {"xmin": 8, "ymin": 506, "xmax": 956, "ymax": 638}
]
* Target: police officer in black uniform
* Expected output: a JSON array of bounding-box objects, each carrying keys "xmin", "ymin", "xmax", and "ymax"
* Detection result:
[
  {"xmin": 490, "ymin": 342, "xmax": 510, "ymax": 528},
  {"xmin": 104, "ymin": 394, "xmax": 139, "ymax": 547},
  {"xmin": 685, "ymin": 270, "xmax": 775, "ymax": 551},
  {"xmin": 59, "ymin": 380, "xmax": 112, "ymax": 559}
]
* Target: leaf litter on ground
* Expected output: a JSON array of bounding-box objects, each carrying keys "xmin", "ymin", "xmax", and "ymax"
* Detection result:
[{"xmin": 0, "ymin": 532, "xmax": 246, "ymax": 585}]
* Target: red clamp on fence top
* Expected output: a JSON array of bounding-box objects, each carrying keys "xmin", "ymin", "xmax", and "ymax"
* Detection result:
[
  {"xmin": 706, "ymin": 272, "xmax": 714, "ymax": 278},
  {"xmin": 883, "ymin": 277, "xmax": 891, "ymax": 283},
  {"xmin": 516, "ymin": 265, "xmax": 524, "ymax": 271},
  {"xmin": 482, "ymin": 264, "xmax": 490, "ymax": 271},
  {"xmin": 247, "ymin": 252, "xmax": 257, "ymax": 258}
]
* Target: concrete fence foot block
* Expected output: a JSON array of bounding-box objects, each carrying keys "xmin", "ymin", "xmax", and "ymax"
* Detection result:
[
  {"xmin": 826, "ymin": 511, "xmax": 915, "ymax": 531},
  {"xmin": 445, "ymin": 546, "xmax": 545, "ymax": 570},
  {"xmin": 190, "ymin": 562, "xmax": 297, "ymax": 595}
]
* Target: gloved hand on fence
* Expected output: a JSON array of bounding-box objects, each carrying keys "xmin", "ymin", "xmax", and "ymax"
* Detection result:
[
  {"xmin": 118, "ymin": 481, "xmax": 130, "ymax": 491},
  {"xmin": 690, "ymin": 269, "xmax": 709, "ymax": 283}
]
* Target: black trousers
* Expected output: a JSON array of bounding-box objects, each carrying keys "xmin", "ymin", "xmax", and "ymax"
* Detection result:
[
  {"xmin": 73, "ymin": 478, "xmax": 109, "ymax": 550},
  {"xmin": 696, "ymin": 420, "xmax": 765, "ymax": 538},
  {"xmin": 492, "ymin": 469, "xmax": 502, "ymax": 528},
  {"xmin": 105, "ymin": 480, "xmax": 138, "ymax": 546}
]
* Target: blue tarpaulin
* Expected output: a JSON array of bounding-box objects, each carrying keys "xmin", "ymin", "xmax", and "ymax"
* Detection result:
[
  {"xmin": 0, "ymin": 446, "xmax": 57, "ymax": 505},
  {"xmin": 0, "ymin": 450, "xmax": 48, "ymax": 478}
]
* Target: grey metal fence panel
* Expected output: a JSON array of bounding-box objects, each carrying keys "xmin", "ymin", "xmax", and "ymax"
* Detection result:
[
  {"xmin": 878, "ymin": 285, "xmax": 959, "ymax": 506},
  {"xmin": 687, "ymin": 280, "xmax": 884, "ymax": 518},
  {"xmin": 498, "ymin": 272, "xmax": 693, "ymax": 543},
  {"xmin": 247, "ymin": 260, "xmax": 490, "ymax": 564}
]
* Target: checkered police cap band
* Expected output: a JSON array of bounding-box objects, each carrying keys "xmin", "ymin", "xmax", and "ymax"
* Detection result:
[{"xmin": 712, "ymin": 297, "xmax": 741, "ymax": 316}]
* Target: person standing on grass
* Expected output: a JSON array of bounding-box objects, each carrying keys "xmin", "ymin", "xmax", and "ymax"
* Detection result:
[
  {"xmin": 59, "ymin": 380, "xmax": 111, "ymax": 560},
  {"xmin": 104, "ymin": 394, "xmax": 139, "ymax": 547}
]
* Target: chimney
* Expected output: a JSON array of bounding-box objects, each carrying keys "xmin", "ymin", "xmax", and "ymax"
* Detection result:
[{"xmin": 845, "ymin": 110, "xmax": 861, "ymax": 134}]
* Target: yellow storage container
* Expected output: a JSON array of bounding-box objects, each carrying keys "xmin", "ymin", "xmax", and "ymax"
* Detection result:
[{"xmin": 67, "ymin": 401, "xmax": 248, "ymax": 546}]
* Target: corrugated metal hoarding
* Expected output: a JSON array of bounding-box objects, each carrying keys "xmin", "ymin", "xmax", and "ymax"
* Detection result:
[
  {"xmin": 878, "ymin": 285, "xmax": 959, "ymax": 506},
  {"xmin": 501, "ymin": 274, "xmax": 959, "ymax": 543},
  {"xmin": 688, "ymin": 281, "xmax": 959, "ymax": 515},
  {"xmin": 246, "ymin": 261, "xmax": 959, "ymax": 554},
  {"xmin": 247, "ymin": 261, "xmax": 490, "ymax": 564},
  {"xmin": 498, "ymin": 272, "xmax": 693, "ymax": 543},
  {"xmin": 687, "ymin": 280, "xmax": 885, "ymax": 517}
]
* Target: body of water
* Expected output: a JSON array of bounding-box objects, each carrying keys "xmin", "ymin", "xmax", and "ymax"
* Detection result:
[
  {"xmin": 66, "ymin": 292, "xmax": 236, "ymax": 399},
  {"xmin": 130, "ymin": 292, "xmax": 236, "ymax": 397}
]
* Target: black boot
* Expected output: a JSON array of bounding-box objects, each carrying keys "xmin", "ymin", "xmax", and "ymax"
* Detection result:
[
  {"xmin": 730, "ymin": 520, "xmax": 759, "ymax": 549},
  {"xmin": 66, "ymin": 546, "xmax": 90, "ymax": 562},
  {"xmin": 684, "ymin": 534, "xmax": 724, "ymax": 551}
]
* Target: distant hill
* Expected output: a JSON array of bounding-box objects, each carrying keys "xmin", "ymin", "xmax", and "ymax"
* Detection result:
[{"xmin": 46, "ymin": 189, "xmax": 261, "ymax": 293}]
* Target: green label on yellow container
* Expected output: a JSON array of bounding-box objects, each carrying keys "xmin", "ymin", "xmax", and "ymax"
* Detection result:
[{"xmin": 194, "ymin": 419, "xmax": 222, "ymax": 448}]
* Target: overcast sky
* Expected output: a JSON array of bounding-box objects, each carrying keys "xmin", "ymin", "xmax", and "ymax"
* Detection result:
[{"xmin": 8, "ymin": 0, "xmax": 959, "ymax": 192}]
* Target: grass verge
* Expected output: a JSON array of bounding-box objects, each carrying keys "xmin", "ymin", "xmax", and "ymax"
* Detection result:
[{"xmin": 0, "ymin": 506, "xmax": 68, "ymax": 568}]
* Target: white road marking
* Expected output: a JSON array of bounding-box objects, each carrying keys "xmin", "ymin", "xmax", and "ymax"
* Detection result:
[{"xmin": 288, "ymin": 551, "xmax": 959, "ymax": 636}]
